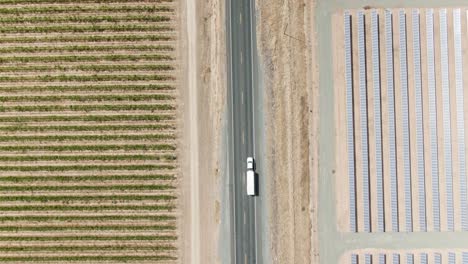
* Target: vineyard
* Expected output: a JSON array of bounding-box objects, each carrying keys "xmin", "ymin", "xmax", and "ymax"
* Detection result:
[{"xmin": 0, "ymin": 0, "xmax": 179, "ymax": 262}]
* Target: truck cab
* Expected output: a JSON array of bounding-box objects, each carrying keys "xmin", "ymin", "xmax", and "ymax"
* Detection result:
[{"xmin": 246, "ymin": 157, "xmax": 257, "ymax": 196}]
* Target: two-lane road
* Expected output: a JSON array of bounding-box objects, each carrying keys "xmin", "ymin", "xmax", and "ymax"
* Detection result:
[{"xmin": 226, "ymin": 0, "xmax": 259, "ymax": 263}]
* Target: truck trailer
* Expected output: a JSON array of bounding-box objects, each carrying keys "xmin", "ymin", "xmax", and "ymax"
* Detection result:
[{"xmin": 246, "ymin": 157, "xmax": 257, "ymax": 196}]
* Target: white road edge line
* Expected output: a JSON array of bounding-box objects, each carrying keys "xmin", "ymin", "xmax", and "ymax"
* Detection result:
[
  {"xmin": 250, "ymin": 0, "xmax": 259, "ymax": 264},
  {"xmin": 228, "ymin": 0, "xmax": 238, "ymax": 263}
]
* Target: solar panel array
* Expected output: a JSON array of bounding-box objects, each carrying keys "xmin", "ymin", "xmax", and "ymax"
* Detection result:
[
  {"xmin": 339, "ymin": 8, "xmax": 468, "ymax": 233},
  {"xmin": 346, "ymin": 251, "xmax": 468, "ymax": 264}
]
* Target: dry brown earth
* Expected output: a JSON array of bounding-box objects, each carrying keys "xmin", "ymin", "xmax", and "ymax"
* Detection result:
[
  {"xmin": 256, "ymin": 0, "xmax": 317, "ymax": 263},
  {"xmin": 178, "ymin": 0, "xmax": 226, "ymax": 262}
]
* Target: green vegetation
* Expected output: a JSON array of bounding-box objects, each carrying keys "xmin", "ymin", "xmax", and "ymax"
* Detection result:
[
  {"xmin": 0, "ymin": 104, "xmax": 175, "ymax": 112},
  {"xmin": 0, "ymin": 74, "xmax": 175, "ymax": 82},
  {"xmin": 0, "ymin": 64, "xmax": 174, "ymax": 73},
  {"xmin": 0, "ymin": 205, "xmax": 175, "ymax": 211},
  {"xmin": 0, "ymin": 84, "xmax": 175, "ymax": 93},
  {"xmin": 0, "ymin": 0, "xmax": 172, "ymax": 4},
  {"xmin": 0, "ymin": 94, "xmax": 173, "ymax": 102},
  {"xmin": 0, "ymin": 164, "xmax": 175, "ymax": 172},
  {"xmin": 0, "ymin": 144, "xmax": 176, "ymax": 152},
  {"xmin": 0, "ymin": 5, "xmax": 174, "ymax": 14},
  {"xmin": 0, "ymin": 0, "xmax": 173, "ymax": 5},
  {"xmin": 0, "ymin": 183, "xmax": 176, "ymax": 191},
  {"xmin": 0, "ymin": 114, "xmax": 174, "ymax": 122},
  {"xmin": 0, "ymin": 194, "xmax": 177, "ymax": 202},
  {"xmin": 0, "ymin": 24, "xmax": 174, "ymax": 33},
  {"xmin": 0, "ymin": 15, "xmax": 172, "ymax": 24},
  {"xmin": 0, "ymin": 154, "xmax": 176, "ymax": 161},
  {"xmin": 0, "ymin": 214, "xmax": 176, "ymax": 221},
  {"xmin": 0, "ymin": 54, "xmax": 173, "ymax": 63},
  {"xmin": 0, "ymin": 124, "xmax": 176, "ymax": 132},
  {"xmin": 0, "ymin": 34, "xmax": 174, "ymax": 43},
  {"xmin": 0, "ymin": 134, "xmax": 175, "ymax": 142},
  {"xmin": 0, "ymin": 256, "xmax": 177, "ymax": 262},
  {"xmin": 0, "ymin": 0, "xmax": 180, "ymax": 260},
  {"xmin": 0, "ymin": 225, "xmax": 176, "ymax": 232},
  {"xmin": 0, "ymin": 244, "xmax": 176, "ymax": 252},
  {"xmin": 0, "ymin": 45, "xmax": 174, "ymax": 53},
  {"xmin": 0, "ymin": 174, "xmax": 175, "ymax": 182},
  {"xmin": 0, "ymin": 235, "xmax": 177, "ymax": 241}
]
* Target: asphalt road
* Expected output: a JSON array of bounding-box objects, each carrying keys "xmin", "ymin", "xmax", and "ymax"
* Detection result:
[{"xmin": 226, "ymin": 0, "xmax": 260, "ymax": 263}]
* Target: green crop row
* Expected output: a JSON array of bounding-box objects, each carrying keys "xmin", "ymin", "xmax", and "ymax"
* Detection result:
[
  {"xmin": 0, "ymin": 144, "xmax": 176, "ymax": 152},
  {"xmin": 0, "ymin": 214, "xmax": 176, "ymax": 222},
  {"xmin": 0, "ymin": 64, "xmax": 174, "ymax": 73},
  {"xmin": 0, "ymin": 115, "xmax": 174, "ymax": 123},
  {"xmin": 0, "ymin": 24, "xmax": 173, "ymax": 33},
  {"xmin": 0, "ymin": 235, "xmax": 176, "ymax": 241},
  {"xmin": 0, "ymin": 104, "xmax": 175, "ymax": 112},
  {"xmin": 0, "ymin": 174, "xmax": 175, "ymax": 182},
  {"xmin": 0, "ymin": 134, "xmax": 175, "ymax": 142},
  {"xmin": 0, "ymin": 114, "xmax": 174, "ymax": 123},
  {"xmin": 0, "ymin": 45, "xmax": 173, "ymax": 54},
  {"xmin": 0, "ymin": 54, "xmax": 173, "ymax": 63},
  {"xmin": 0, "ymin": 154, "xmax": 177, "ymax": 161},
  {"xmin": 0, "ymin": 154, "xmax": 176, "ymax": 162},
  {"xmin": 0, "ymin": 84, "xmax": 174, "ymax": 93},
  {"xmin": 0, "ymin": 74, "xmax": 175, "ymax": 82},
  {"xmin": 0, "ymin": 34, "xmax": 173, "ymax": 43},
  {"xmin": 0, "ymin": 164, "xmax": 175, "ymax": 172},
  {"xmin": 0, "ymin": 204, "xmax": 175, "ymax": 211},
  {"xmin": 0, "ymin": 63, "xmax": 174, "ymax": 72},
  {"xmin": 0, "ymin": 124, "xmax": 175, "ymax": 132},
  {"xmin": 0, "ymin": 224, "xmax": 176, "ymax": 232},
  {"xmin": 0, "ymin": 0, "xmax": 172, "ymax": 4},
  {"xmin": 0, "ymin": 94, "xmax": 173, "ymax": 102},
  {"xmin": 0, "ymin": 184, "xmax": 175, "ymax": 191},
  {"xmin": 0, "ymin": 15, "xmax": 172, "ymax": 24},
  {"xmin": 0, "ymin": 5, "xmax": 174, "ymax": 14},
  {"xmin": 0, "ymin": 256, "xmax": 176, "ymax": 262},
  {"xmin": 0, "ymin": 194, "xmax": 176, "ymax": 202},
  {"xmin": 0, "ymin": 244, "xmax": 176, "ymax": 252},
  {"xmin": 83, "ymin": 64, "xmax": 175, "ymax": 72}
]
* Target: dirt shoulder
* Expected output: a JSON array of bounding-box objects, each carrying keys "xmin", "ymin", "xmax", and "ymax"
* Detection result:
[
  {"xmin": 196, "ymin": 0, "xmax": 226, "ymax": 262},
  {"xmin": 256, "ymin": 0, "xmax": 318, "ymax": 263},
  {"xmin": 178, "ymin": 0, "xmax": 226, "ymax": 263}
]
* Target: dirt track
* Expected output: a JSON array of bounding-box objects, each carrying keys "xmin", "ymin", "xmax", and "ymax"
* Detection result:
[{"xmin": 179, "ymin": 0, "xmax": 226, "ymax": 262}]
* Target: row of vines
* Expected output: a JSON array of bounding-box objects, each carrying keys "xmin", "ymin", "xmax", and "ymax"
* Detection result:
[{"xmin": 0, "ymin": 0, "xmax": 179, "ymax": 262}]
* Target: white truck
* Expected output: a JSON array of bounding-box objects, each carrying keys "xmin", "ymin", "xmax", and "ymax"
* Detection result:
[{"xmin": 246, "ymin": 157, "xmax": 257, "ymax": 196}]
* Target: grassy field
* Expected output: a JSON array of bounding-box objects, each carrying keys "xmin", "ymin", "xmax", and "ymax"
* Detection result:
[{"xmin": 0, "ymin": 0, "xmax": 179, "ymax": 262}]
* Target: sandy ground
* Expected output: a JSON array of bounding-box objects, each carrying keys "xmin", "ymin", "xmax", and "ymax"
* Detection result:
[
  {"xmin": 178, "ymin": 0, "xmax": 226, "ymax": 263},
  {"xmin": 256, "ymin": 0, "xmax": 318, "ymax": 263}
]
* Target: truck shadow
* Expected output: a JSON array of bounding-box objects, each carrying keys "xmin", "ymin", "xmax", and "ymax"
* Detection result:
[{"xmin": 255, "ymin": 172, "xmax": 260, "ymax": 196}]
